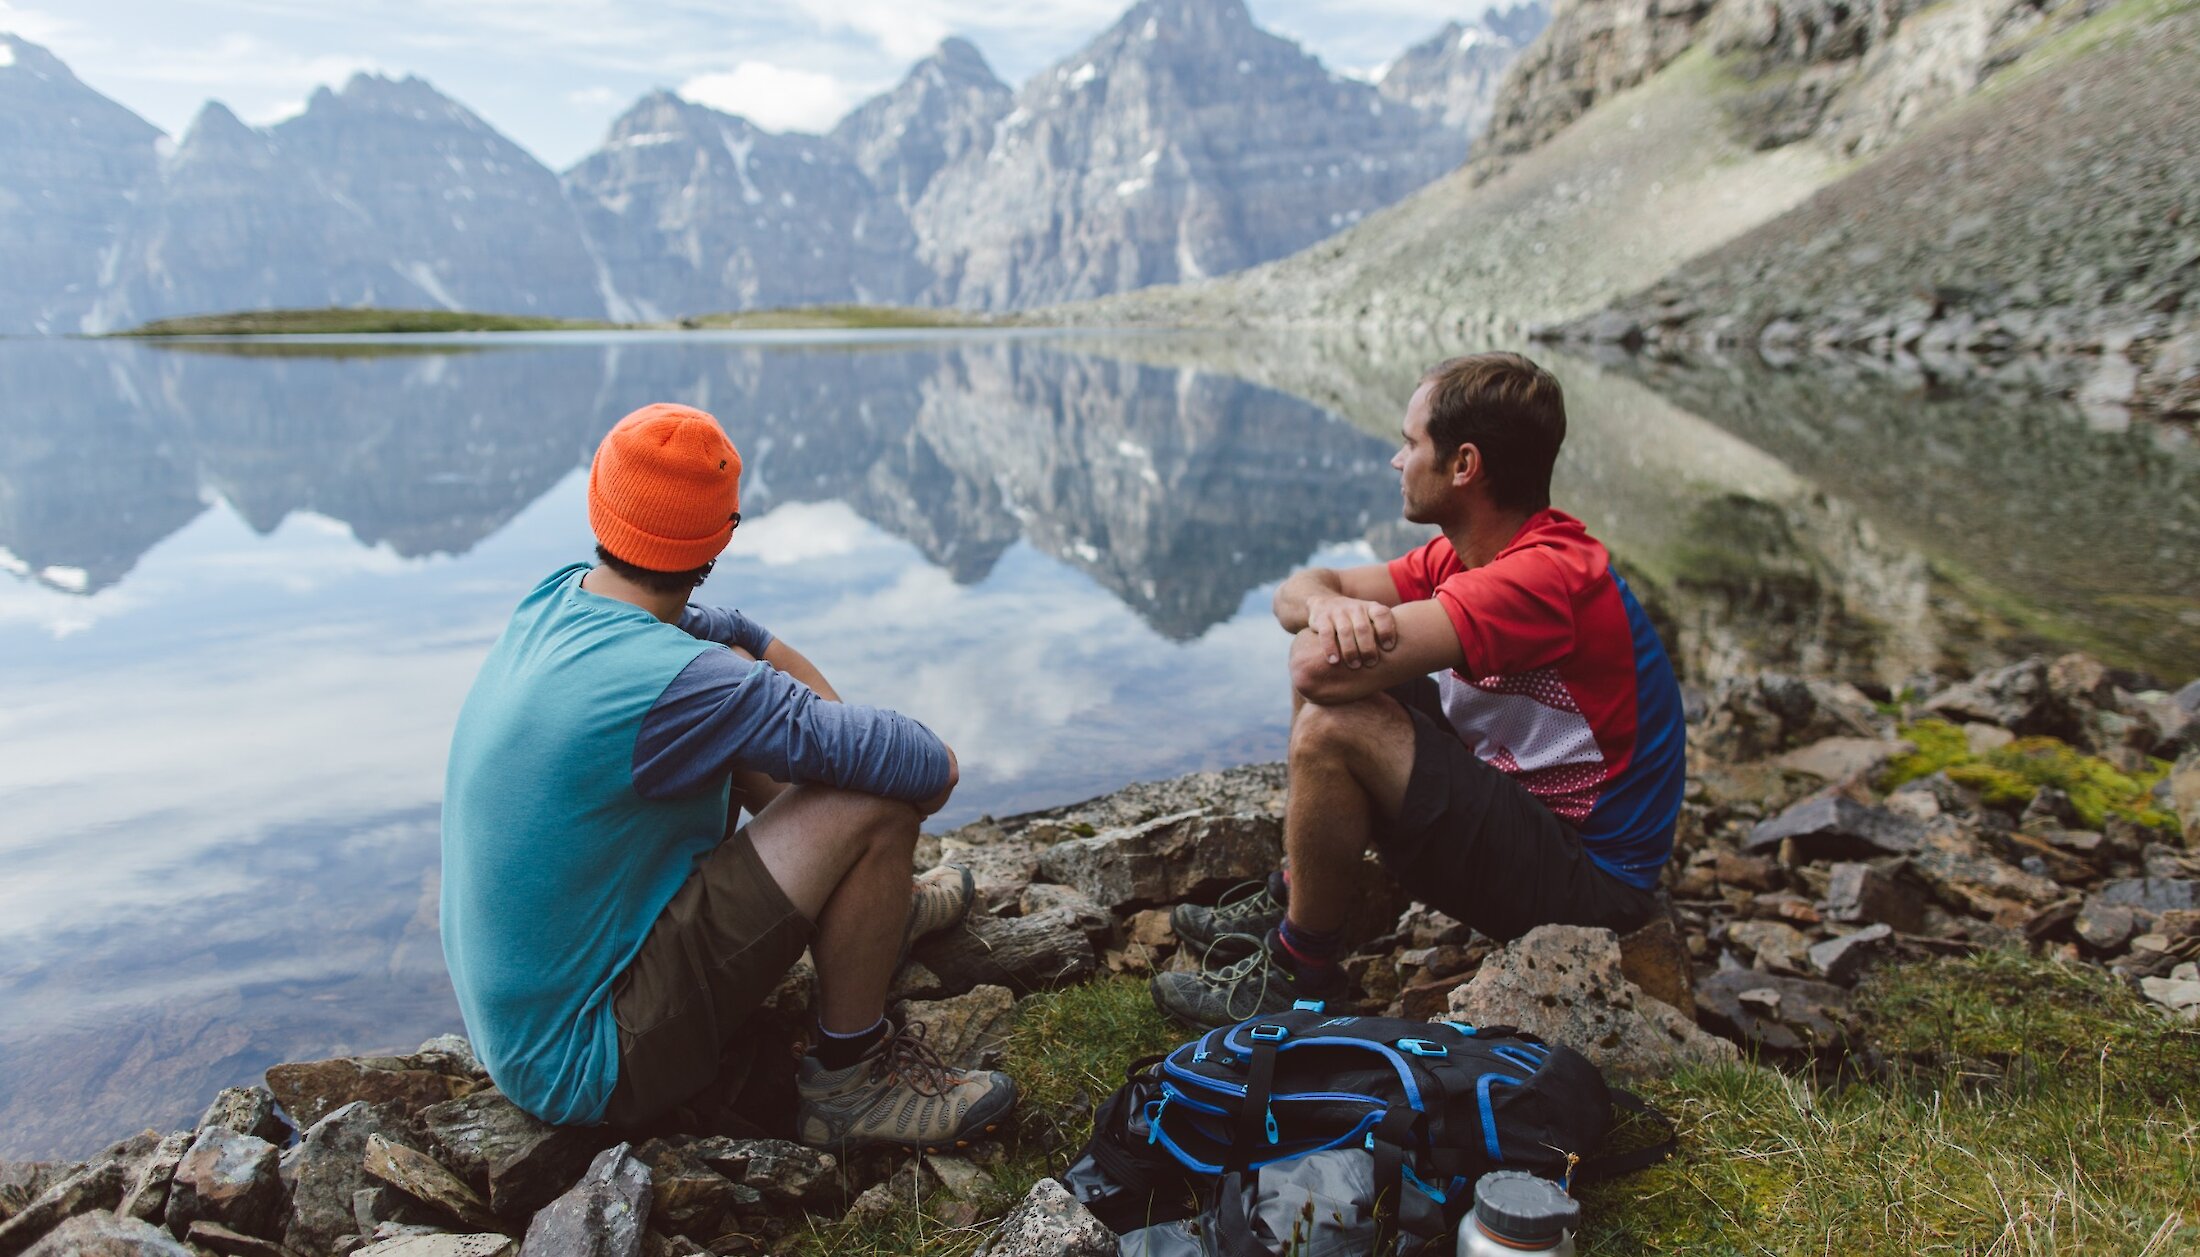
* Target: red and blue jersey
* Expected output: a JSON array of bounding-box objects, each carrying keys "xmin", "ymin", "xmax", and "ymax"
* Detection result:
[{"xmin": 1388, "ymin": 510, "xmax": 1685, "ymax": 889}]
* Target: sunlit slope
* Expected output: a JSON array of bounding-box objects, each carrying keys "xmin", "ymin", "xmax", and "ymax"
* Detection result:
[{"xmin": 1051, "ymin": 43, "xmax": 1844, "ymax": 334}]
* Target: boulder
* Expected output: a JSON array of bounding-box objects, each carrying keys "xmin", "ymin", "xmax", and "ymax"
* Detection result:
[
  {"xmin": 936, "ymin": 831, "xmax": 1045, "ymax": 915},
  {"xmin": 2075, "ymin": 898, "xmax": 2140, "ymax": 952},
  {"xmin": 1925, "ymin": 657, "xmax": 2072, "ymax": 738},
  {"xmin": 1035, "ymin": 811, "xmax": 1281, "ymax": 913},
  {"xmin": 414, "ymin": 1037, "xmax": 487, "ymax": 1080},
  {"xmin": 353, "ymin": 1186, "xmax": 440, "ymax": 1236},
  {"xmin": 629, "ymin": 1141, "xmax": 750, "ymax": 1245},
  {"xmin": 896, "ymin": 984, "xmax": 1015, "ymax": 1071},
  {"xmin": 2096, "ymin": 878, "xmax": 2200, "ymax": 914},
  {"xmin": 197, "ymin": 1087, "xmax": 291, "ymax": 1148},
  {"xmin": 518, "ymin": 1143, "xmax": 651, "ymax": 1257},
  {"xmin": 180, "ymin": 1220, "xmax": 294, "ymax": 1256},
  {"xmin": 268, "ymin": 1055, "xmax": 483, "ymax": 1131},
  {"xmin": 1712, "ymin": 851, "xmax": 1782, "ymax": 892},
  {"xmin": 419, "ymin": 1089, "xmax": 602, "ymax": 1222},
  {"xmin": 1445, "ymin": 925, "xmax": 1738, "ymax": 1080},
  {"xmin": 683, "ymin": 1139, "xmax": 836, "ymax": 1212},
  {"xmin": 912, "ymin": 908, "xmax": 1099, "ymax": 996},
  {"xmin": 0, "ymin": 1159, "xmax": 127, "ymax": 1257},
  {"xmin": 0, "ymin": 1164, "xmax": 66, "ymax": 1224},
  {"xmin": 1745, "ymin": 796, "xmax": 1924, "ymax": 859},
  {"xmin": 19, "ymin": 1214, "xmax": 190, "ymax": 1257},
  {"xmin": 975, "ymin": 1178, "xmax": 1113, "ymax": 1257},
  {"xmin": 1699, "ymin": 674, "xmax": 1881, "ymax": 760},
  {"xmin": 363, "ymin": 1134, "xmax": 501, "ymax": 1233},
  {"xmin": 1015, "ymin": 884, "xmax": 1114, "ymax": 950},
  {"xmin": 1907, "ymin": 827, "xmax": 2065, "ymax": 925},
  {"xmin": 1617, "ymin": 915, "xmax": 1695, "ymax": 1015},
  {"xmin": 1821, "ymin": 862, "xmax": 1927, "ymax": 933},
  {"xmin": 165, "ymin": 1128, "xmax": 286, "ymax": 1241},
  {"xmin": 357, "ymin": 1237, "xmax": 517, "ymax": 1257},
  {"xmin": 117, "ymin": 1131, "xmax": 192, "ymax": 1223},
  {"xmin": 1695, "ymin": 971, "xmax": 1853, "ymax": 1059},
  {"xmin": 1776, "ymin": 736, "xmax": 1913, "ymax": 784},
  {"xmin": 2162, "ymin": 751, "xmax": 2200, "ymax": 847},
  {"xmin": 1725, "ymin": 920, "xmax": 1813, "ymax": 974},
  {"xmin": 283, "ymin": 1102, "xmax": 425, "ymax": 1257},
  {"xmin": 1808, "ymin": 923, "xmax": 1894, "ymax": 986}
]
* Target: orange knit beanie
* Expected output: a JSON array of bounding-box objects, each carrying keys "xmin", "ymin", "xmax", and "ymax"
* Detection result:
[{"xmin": 588, "ymin": 403, "xmax": 743, "ymax": 571}]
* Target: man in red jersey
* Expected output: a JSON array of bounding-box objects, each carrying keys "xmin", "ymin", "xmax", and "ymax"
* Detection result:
[{"xmin": 1153, "ymin": 353, "xmax": 1687, "ymax": 1029}]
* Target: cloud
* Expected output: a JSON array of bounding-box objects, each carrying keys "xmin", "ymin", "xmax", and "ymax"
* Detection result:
[
  {"xmin": 565, "ymin": 85, "xmax": 620, "ymax": 106},
  {"xmin": 676, "ymin": 60, "xmax": 863, "ymax": 133},
  {"xmin": 0, "ymin": 0, "xmax": 72, "ymax": 45}
]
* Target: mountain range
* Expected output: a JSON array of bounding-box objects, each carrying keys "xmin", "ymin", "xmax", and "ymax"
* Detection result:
[{"xmin": 0, "ymin": 0, "xmax": 1547, "ymax": 334}]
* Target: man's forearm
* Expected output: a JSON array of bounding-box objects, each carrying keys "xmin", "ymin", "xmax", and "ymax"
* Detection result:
[
  {"xmin": 763, "ymin": 639, "xmax": 840, "ymax": 702},
  {"xmin": 1272, "ymin": 568, "xmax": 1346, "ymax": 633}
]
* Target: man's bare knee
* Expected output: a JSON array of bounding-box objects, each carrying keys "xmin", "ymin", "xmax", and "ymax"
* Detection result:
[{"xmin": 1290, "ymin": 694, "xmax": 1404, "ymax": 760}]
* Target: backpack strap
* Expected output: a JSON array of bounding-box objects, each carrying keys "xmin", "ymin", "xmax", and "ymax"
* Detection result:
[
  {"xmin": 1569, "ymin": 1088, "xmax": 1679, "ymax": 1186},
  {"xmin": 1366, "ymin": 1105, "xmax": 1424, "ymax": 1257},
  {"xmin": 1232, "ymin": 1023, "xmax": 1286, "ymax": 1172}
]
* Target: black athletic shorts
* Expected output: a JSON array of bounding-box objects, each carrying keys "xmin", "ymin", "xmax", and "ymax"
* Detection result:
[{"xmin": 1372, "ymin": 676, "xmax": 1661, "ymax": 943}]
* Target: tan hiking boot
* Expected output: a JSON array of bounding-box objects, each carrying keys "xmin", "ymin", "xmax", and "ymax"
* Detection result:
[
  {"xmin": 795, "ymin": 1021, "xmax": 1017, "ymax": 1152},
  {"xmin": 903, "ymin": 863, "xmax": 975, "ymax": 954}
]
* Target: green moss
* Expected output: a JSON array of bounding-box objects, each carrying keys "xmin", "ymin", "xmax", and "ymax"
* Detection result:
[
  {"xmin": 114, "ymin": 307, "xmax": 613, "ymax": 335},
  {"xmin": 1881, "ymin": 720, "xmax": 2173, "ymax": 828}
]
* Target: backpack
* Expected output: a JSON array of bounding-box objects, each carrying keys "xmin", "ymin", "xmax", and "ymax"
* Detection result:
[{"xmin": 1060, "ymin": 1002, "xmax": 1672, "ymax": 1256}]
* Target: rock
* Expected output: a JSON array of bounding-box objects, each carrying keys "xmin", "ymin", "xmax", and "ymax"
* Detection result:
[
  {"xmin": 629, "ymin": 1142, "xmax": 749, "ymax": 1246},
  {"xmin": 1034, "ymin": 811, "xmax": 1281, "ymax": 913},
  {"xmin": 2068, "ymin": 898, "xmax": 2138, "ymax": 951},
  {"xmin": 1713, "ymin": 850, "xmax": 1783, "ymax": 892},
  {"xmin": 1745, "ymin": 796, "xmax": 1924, "ymax": 859},
  {"xmin": 357, "ymin": 1237, "xmax": 518, "ymax": 1257},
  {"xmin": 198, "ymin": 1087, "xmax": 292, "ymax": 1148},
  {"xmin": 936, "ymin": 834, "xmax": 1044, "ymax": 915},
  {"xmin": 1699, "ymin": 674, "xmax": 1881, "ymax": 761},
  {"xmin": 284, "ymin": 1102, "xmax": 425, "ymax": 1257},
  {"xmin": 165, "ymin": 1128, "xmax": 286, "ymax": 1241},
  {"xmin": 1776, "ymin": 736, "xmax": 1912, "ymax": 783},
  {"xmin": 1908, "ymin": 827, "xmax": 2065, "ymax": 924},
  {"xmin": 684, "ymin": 1140, "xmax": 836, "ymax": 1212},
  {"xmin": 268, "ymin": 1056, "xmax": 483, "ymax": 1132},
  {"xmin": 1445, "ymin": 925, "xmax": 1737, "ymax": 1080},
  {"xmin": 1964, "ymin": 722, "xmax": 2015, "ymax": 755},
  {"xmin": 844, "ymin": 1182, "xmax": 896, "ymax": 1228},
  {"xmin": 2139, "ymin": 975, "xmax": 2200, "ymax": 1020},
  {"xmin": 0, "ymin": 1164, "xmax": 66, "ymax": 1224},
  {"xmin": 1925, "ymin": 657, "xmax": 2070, "ymax": 738},
  {"xmin": 414, "ymin": 1037, "xmax": 486, "ymax": 1081},
  {"xmin": 1617, "ymin": 915, "xmax": 1694, "ymax": 1015},
  {"xmin": 1725, "ymin": 920, "xmax": 1812, "ymax": 974},
  {"xmin": 353, "ymin": 1186, "xmax": 440, "ymax": 1237},
  {"xmin": 1016, "ymin": 883, "xmax": 1114, "ymax": 950},
  {"xmin": 1125, "ymin": 908, "xmax": 1177, "ymax": 950},
  {"xmin": 364, "ymin": 1135, "xmax": 501, "ymax": 1233},
  {"xmin": 897, "ymin": 985, "xmax": 1015, "ymax": 1071},
  {"xmin": 19, "ymin": 1213, "xmax": 190, "ymax": 1257},
  {"xmin": 419, "ymin": 1089, "xmax": 601, "ymax": 1221},
  {"xmin": 2096, "ymin": 878, "xmax": 2200, "ymax": 914},
  {"xmin": 519, "ymin": 1144, "xmax": 650, "ymax": 1257},
  {"xmin": 924, "ymin": 1155, "xmax": 992, "ymax": 1201},
  {"xmin": 0, "ymin": 1159, "xmax": 127, "ymax": 1257},
  {"xmin": 117, "ymin": 1131, "xmax": 193, "ymax": 1223},
  {"xmin": 182, "ymin": 1221, "xmax": 295, "ymax": 1257},
  {"xmin": 974, "ymin": 1178, "xmax": 1113, "ymax": 1257},
  {"xmin": 911, "ymin": 908, "xmax": 1099, "ymax": 996},
  {"xmin": 1695, "ymin": 970, "xmax": 1853, "ymax": 1059},
  {"xmin": 1808, "ymin": 923, "xmax": 1893, "ymax": 985}
]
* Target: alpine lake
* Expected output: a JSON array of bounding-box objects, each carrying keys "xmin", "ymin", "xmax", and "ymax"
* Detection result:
[{"xmin": 1, "ymin": 328, "xmax": 2192, "ymax": 1158}]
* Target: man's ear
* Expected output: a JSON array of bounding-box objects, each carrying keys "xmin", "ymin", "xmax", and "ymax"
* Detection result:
[{"xmin": 1448, "ymin": 442, "xmax": 1480, "ymax": 489}]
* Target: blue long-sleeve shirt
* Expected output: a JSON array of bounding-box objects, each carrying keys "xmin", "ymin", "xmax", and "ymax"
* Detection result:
[{"xmin": 440, "ymin": 563, "xmax": 949, "ymax": 1125}]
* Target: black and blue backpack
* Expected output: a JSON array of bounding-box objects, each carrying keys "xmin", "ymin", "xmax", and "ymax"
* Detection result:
[{"xmin": 1060, "ymin": 1002, "xmax": 1672, "ymax": 1256}]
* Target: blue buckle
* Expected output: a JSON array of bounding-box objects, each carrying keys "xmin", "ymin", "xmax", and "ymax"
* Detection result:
[
  {"xmin": 1248, "ymin": 1024, "xmax": 1289, "ymax": 1043},
  {"xmin": 1438, "ymin": 1020, "xmax": 1476, "ymax": 1036},
  {"xmin": 1396, "ymin": 1038, "xmax": 1448, "ymax": 1058},
  {"xmin": 1292, "ymin": 999, "xmax": 1327, "ymax": 1012}
]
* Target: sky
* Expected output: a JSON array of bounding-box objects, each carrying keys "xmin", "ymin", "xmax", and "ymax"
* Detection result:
[{"xmin": 0, "ymin": 0, "xmax": 1502, "ymax": 170}]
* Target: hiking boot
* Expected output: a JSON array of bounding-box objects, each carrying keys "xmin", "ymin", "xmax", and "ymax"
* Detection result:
[
  {"xmin": 795, "ymin": 1021, "xmax": 1018, "ymax": 1152},
  {"xmin": 1148, "ymin": 930, "xmax": 1347, "ymax": 1031},
  {"xmin": 1171, "ymin": 875, "xmax": 1286, "ymax": 967},
  {"xmin": 906, "ymin": 863, "xmax": 976, "ymax": 947}
]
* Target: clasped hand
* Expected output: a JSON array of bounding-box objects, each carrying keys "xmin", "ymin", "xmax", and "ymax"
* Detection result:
[{"xmin": 1304, "ymin": 594, "xmax": 1398, "ymax": 669}]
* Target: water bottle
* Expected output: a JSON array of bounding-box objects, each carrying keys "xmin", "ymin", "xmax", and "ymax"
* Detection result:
[{"xmin": 1455, "ymin": 1171, "xmax": 1581, "ymax": 1257}]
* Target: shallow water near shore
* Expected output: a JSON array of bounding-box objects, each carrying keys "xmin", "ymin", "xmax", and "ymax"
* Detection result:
[{"xmin": 0, "ymin": 330, "xmax": 2190, "ymax": 1159}]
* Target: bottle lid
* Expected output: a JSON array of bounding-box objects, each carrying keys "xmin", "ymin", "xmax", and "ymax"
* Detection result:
[{"xmin": 1473, "ymin": 1171, "xmax": 1582, "ymax": 1244}]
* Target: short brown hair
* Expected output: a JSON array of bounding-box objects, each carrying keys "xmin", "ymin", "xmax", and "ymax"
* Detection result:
[{"xmin": 1420, "ymin": 352, "xmax": 1567, "ymax": 513}]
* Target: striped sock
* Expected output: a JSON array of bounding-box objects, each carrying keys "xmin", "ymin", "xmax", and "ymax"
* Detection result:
[{"xmin": 1275, "ymin": 917, "xmax": 1342, "ymax": 980}]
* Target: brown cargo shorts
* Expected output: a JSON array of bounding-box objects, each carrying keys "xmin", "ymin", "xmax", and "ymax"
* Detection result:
[{"xmin": 599, "ymin": 826, "xmax": 813, "ymax": 1128}]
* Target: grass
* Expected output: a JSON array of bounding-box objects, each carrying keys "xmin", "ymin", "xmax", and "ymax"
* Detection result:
[
  {"xmin": 774, "ymin": 956, "xmax": 2197, "ymax": 1255},
  {"xmin": 1883, "ymin": 719, "xmax": 2176, "ymax": 830},
  {"xmin": 111, "ymin": 304, "xmax": 986, "ymax": 338}
]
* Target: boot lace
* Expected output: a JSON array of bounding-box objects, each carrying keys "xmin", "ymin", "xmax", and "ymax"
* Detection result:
[{"xmin": 868, "ymin": 1020, "xmax": 958, "ymax": 1097}]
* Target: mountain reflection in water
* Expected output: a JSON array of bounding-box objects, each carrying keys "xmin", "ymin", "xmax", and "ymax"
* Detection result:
[{"xmin": 0, "ymin": 331, "xmax": 2188, "ymax": 1160}]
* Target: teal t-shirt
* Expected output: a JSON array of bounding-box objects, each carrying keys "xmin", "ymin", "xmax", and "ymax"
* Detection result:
[{"xmin": 440, "ymin": 565, "xmax": 724, "ymax": 1124}]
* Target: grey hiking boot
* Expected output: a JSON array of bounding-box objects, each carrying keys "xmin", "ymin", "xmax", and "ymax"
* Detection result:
[
  {"xmin": 795, "ymin": 1021, "xmax": 1018, "ymax": 1152},
  {"xmin": 906, "ymin": 863, "xmax": 976, "ymax": 948},
  {"xmin": 1170, "ymin": 875, "xmax": 1286, "ymax": 966},
  {"xmin": 1148, "ymin": 930, "xmax": 1347, "ymax": 1031}
]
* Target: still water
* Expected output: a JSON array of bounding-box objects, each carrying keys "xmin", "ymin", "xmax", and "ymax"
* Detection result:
[{"xmin": 0, "ymin": 331, "xmax": 2191, "ymax": 1158}]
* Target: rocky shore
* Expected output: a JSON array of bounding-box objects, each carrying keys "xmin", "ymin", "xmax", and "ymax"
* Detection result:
[{"xmin": 2, "ymin": 654, "xmax": 2194, "ymax": 1257}]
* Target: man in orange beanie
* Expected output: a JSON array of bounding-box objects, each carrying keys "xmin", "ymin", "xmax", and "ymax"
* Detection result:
[{"xmin": 441, "ymin": 402, "xmax": 1016, "ymax": 1151}]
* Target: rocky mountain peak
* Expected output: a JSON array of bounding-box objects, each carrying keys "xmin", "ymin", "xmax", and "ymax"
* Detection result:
[
  {"xmin": 1378, "ymin": 0, "xmax": 1551, "ymax": 137},
  {"xmin": 176, "ymin": 100, "xmax": 256, "ymax": 149},
  {"xmin": 830, "ymin": 36, "xmax": 1012, "ymax": 212}
]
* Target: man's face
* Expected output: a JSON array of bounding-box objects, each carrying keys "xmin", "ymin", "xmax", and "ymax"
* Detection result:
[{"xmin": 1392, "ymin": 382, "xmax": 1463, "ymax": 526}]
